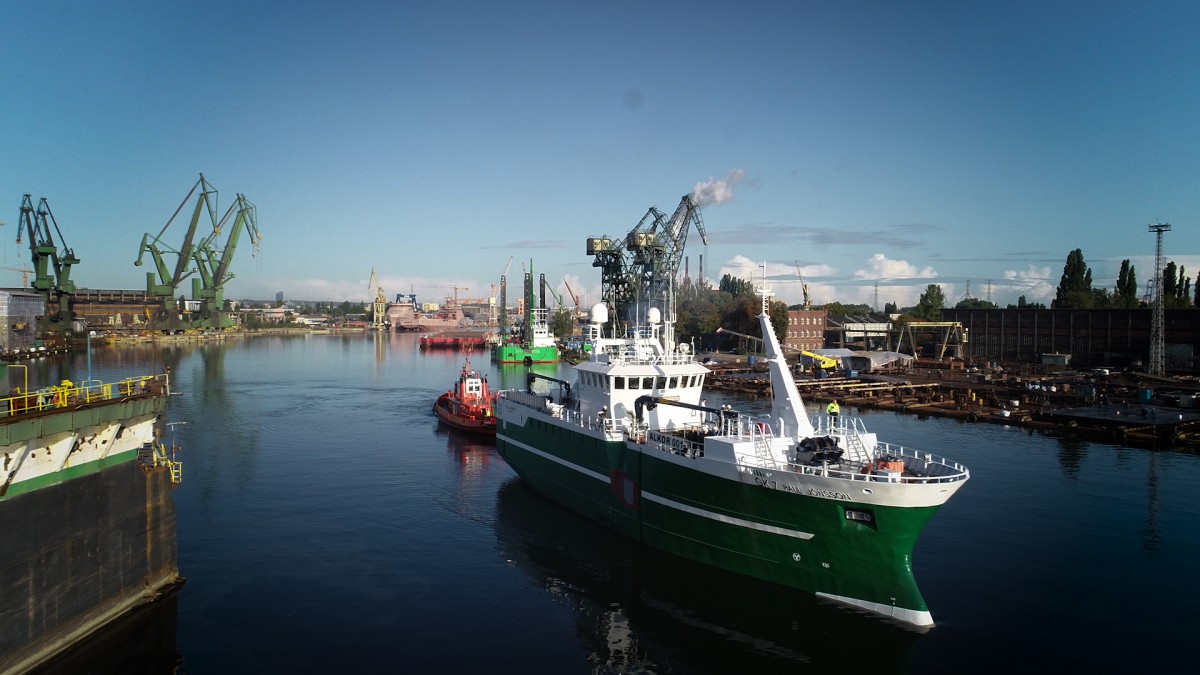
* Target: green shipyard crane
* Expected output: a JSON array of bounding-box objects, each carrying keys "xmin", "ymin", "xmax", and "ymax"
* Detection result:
[
  {"xmin": 587, "ymin": 194, "xmax": 708, "ymax": 346},
  {"xmin": 17, "ymin": 194, "xmax": 80, "ymax": 331},
  {"xmin": 136, "ymin": 174, "xmax": 219, "ymax": 332},
  {"xmin": 189, "ymin": 192, "xmax": 260, "ymax": 329}
]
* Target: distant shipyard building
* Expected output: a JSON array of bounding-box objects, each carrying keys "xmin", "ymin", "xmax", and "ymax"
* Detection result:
[
  {"xmin": 941, "ymin": 307, "xmax": 1200, "ymax": 373},
  {"xmin": 784, "ymin": 309, "xmax": 828, "ymax": 352},
  {"xmin": 0, "ymin": 290, "xmax": 43, "ymax": 350}
]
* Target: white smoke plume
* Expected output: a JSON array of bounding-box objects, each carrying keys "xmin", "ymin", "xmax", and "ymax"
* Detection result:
[{"xmin": 691, "ymin": 169, "xmax": 745, "ymax": 206}]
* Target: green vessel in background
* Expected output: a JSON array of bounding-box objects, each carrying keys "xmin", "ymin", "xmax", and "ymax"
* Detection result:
[{"xmin": 494, "ymin": 259, "xmax": 559, "ymax": 365}]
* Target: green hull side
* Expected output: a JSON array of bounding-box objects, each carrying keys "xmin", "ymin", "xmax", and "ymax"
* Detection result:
[
  {"xmin": 639, "ymin": 451, "xmax": 936, "ymax": 614},
  {"xmin": 497, "ymin": 416, "xmax": 937, "ymax": 617},
  {"xmin": 497, "ymin": 415, "xmax": 640, "ymax": 539},
  {"xmin": 1, "ymin": 449, "xmax": 141, "ymax": 501},
  {"xmin": 494, "ymin": 344, "xmax": 559, "ymax": 364}
]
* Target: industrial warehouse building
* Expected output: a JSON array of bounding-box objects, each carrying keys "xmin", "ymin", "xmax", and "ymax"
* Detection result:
[{"xmin": 940, "ymin": 307, "xmax": 1200, "ymax": 373}]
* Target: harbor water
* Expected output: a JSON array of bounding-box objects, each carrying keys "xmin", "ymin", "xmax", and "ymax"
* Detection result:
[{"xmin": 31, "ymin": 332, "xmax": 1196, "ymax": 673}]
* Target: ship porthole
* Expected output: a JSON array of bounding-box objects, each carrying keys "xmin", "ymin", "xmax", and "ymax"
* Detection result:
[{"xmin": 861, "ymin": 488, "xmax": 873, "ymax": 495}]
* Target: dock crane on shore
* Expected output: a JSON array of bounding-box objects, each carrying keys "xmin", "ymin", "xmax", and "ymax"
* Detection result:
[
  {"xmin": 0, "ymin": 265, "xmax": 34, "ymax": 288},
  {"xmin": 17, "ymin": 195, "xmax": 80, "ymax": 331},
  {"xmin": 562, "ymin": 276, "xmax": 581, "ymax": 316},
  {"xmin": 136, "ymin": 175, "xmax": 219, "ymax": 332},
  {"xmin": 189, "ymin": 192, "xmax": 260, "ymax": 329},
  {"xmin": 794, "ymin": 260, "xmax": 812, "ymax": 310},
  {"xmin": 587, "ymin": 194, "xmax": 708, "ymax": 345}
]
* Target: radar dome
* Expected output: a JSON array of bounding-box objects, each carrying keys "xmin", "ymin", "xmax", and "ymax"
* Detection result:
[
  {"xmin": 590, "ymin": 303, "xmax": 608, "ymax": 324},
  {"xmin": 648, "ymin": 307, "xmax": 661, "ymax": 325}
]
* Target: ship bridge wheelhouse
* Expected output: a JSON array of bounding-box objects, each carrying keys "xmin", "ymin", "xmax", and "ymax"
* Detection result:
[{"xmin": 575, "ymin": 362, "xmax": 708, "ymax": 429}]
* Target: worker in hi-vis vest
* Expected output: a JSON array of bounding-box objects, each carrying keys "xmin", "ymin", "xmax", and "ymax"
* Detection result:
[{"xmin": 826, "ymin": 400, "xmax": 840, "ymax": 417}]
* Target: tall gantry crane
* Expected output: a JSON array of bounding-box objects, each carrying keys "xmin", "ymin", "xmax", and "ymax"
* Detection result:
[
  {"xmin": 794, "ymin": 260, "xmax": 812, "ymax": 310},
  {"xmin": 17, "ymin": 194, "xmax": 80, "ymax": 331},
  {"xmin": 189, "ymin": 192, "xmax": 261, "ymax": 329},
  {"xmin": 136, "ymin": 175, "xmax": 219, "ymax": 331},
  {"xmin": 586, "ymin": 194, "xmax": 708, "ymax": 346}
]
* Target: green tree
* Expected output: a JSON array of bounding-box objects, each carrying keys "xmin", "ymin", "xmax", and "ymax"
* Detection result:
[
  {"xmin": 912, "ymin": 284, "xmax": 946, "ymax": 321},
  {"xmin": 1054, "ymin": 248, "xmax": 1094, "ymax": 308},
  {"xmin": 1007, "ymin": 295, "xmax": 1047, "ymax": 310},
  {"xmin": 717, "ymin": 274, "xmax": 754, "ymax": 298},
  {"xmin": 955, "ymin": 298, "xmax": 998, "ymax": 309},
  {"xmin": 884, "ymin": 301, "xmax": 898, "ymax": 314},
  {"xmin": 550, "ymin": 307, "xmax": 575, "ymax": 341},
  {"xmin": 820, "ymin": 302, "xmax": 874, "ymax": 316},
  {"xmin": 1114, "ymin": 259, "xmax": 1139, "ymax": 308}
]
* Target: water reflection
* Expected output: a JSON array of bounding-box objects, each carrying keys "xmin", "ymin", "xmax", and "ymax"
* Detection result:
[
  {"xmin": 31, "ymin": 589, "xmax": 182, "ymax": 675},
  {"xmin": 1054, "ymin": 435, "xmax": 1089, "ymax": 479},
  {"xmin": 493, "ymin": 479, "xmax": 923, "ymax": 673}
]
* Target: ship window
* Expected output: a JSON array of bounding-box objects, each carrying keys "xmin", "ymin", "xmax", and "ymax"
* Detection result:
[
  {"xmin": 629, "ymin": 377, "xmax": 640, "ymax": 390},
  {"xmin": 668, "ymin": 376, "xmax": 678, "ymax": 389},
  {"xmin": 656, "ymin": 377, "xmax": 667, "ymax": 390},
  {"xmin": 614, "ymin": 376, "xmax": 624, "ymax": 389},
  {"xmin": 643, "ymin": 377, "xmax": 654, "ymax": 389}
]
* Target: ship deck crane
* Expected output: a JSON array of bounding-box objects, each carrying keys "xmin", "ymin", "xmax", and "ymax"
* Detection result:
[
  {"xmin": 136, "ymin": 175, "xmax": 219, "ymax": 331},
  {"xmin": 17, "ymin": 195, "xmax": 80, "ymax": 330}
]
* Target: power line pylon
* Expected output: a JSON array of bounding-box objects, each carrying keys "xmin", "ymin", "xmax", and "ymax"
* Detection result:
[{"xmin": 1148, "ymin": 222, "xmax": 1171, "ymax": 376}]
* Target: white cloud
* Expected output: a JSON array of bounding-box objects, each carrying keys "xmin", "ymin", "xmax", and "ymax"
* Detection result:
[{"xmin": 1002, "ymin": 265, "xmax": 1054, "ymax": 305}]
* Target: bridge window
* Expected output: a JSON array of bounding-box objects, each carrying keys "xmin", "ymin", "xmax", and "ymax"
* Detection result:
[{"xmin": 614, "ymin": 376, "xmax": 625, "ymax": 389}]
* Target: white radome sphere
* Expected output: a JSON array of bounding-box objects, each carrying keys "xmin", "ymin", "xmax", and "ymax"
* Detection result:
[
  {"xmin": 590, "ymin": 303, "xmax": 608, "ymax": 324},
  {"xmin": 647, "ymin": 307, "xmax": 661, "ymax": 324}
]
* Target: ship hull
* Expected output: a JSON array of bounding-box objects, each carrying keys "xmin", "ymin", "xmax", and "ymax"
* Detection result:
[
  {"xmin": 0, "ymin": 458, "xmax": 182, "ymax": 673},
  {"xmin": 497, "ymin": 412, "xmax": 940, "ymax": 625}
]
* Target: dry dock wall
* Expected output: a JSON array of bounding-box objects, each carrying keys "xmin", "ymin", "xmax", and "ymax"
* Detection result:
[{"xmin": 0, "ymin": 460, "xmax": 181, "ymax": 674}]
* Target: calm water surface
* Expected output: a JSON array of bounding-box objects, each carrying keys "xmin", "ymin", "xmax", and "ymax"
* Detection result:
[{"xmin": 38, "ymin": 332, "xmax": 1197, "ymax": 672}]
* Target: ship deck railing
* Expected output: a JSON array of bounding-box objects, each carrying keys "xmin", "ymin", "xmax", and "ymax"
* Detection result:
[
  {"xmin": 1, "ymin": 373, "xmax": 170, "ymax": 420},
  {"xmin": 499, "ymin": 389, "xmax": 622, "ymax": 439},
  {"xmin": 644, "ymin": 413, "xmax": 969, "ymax": 485}
]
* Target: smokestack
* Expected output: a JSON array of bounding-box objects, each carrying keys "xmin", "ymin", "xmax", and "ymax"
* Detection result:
[
  {"xmin": 699, "ymin": 253, "xmax": 704, "ymax": 286},
  {"xmin": 685, "ymin": 256, "xmax": 690, "ymax": 283}
]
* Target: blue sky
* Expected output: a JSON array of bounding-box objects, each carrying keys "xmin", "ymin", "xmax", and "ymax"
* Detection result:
[{"xmin": 2, "ymin": 1, "xmax": 1197, "ymax": 310}]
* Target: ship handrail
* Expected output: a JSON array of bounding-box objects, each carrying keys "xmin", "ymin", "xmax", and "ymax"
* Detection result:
[{"xmin": 1, "ymin": 373, "xmax": 170, "ymax": 419}]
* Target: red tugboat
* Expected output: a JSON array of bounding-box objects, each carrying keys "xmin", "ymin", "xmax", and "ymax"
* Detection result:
[{"xmin": 433, "ymin": 359, "xmax": 497, "ymax": 436}]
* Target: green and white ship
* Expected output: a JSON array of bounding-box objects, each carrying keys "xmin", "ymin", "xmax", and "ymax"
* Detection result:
[{"xmin": 495, "ymin": 281, "xmax": 970, "ymax": 627}]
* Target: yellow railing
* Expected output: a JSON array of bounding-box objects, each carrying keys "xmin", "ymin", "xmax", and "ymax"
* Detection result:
[{"xmin": 2, "ymin": 373, "xmax": 170, "ymax": 418}]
